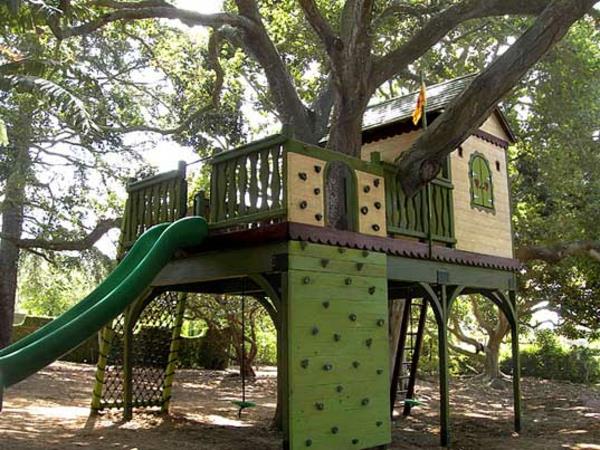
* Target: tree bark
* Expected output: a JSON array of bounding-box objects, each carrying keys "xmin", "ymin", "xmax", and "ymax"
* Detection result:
[{"xmin": 0, "ymin": 113, "xmax": 32, "ymax": 349}]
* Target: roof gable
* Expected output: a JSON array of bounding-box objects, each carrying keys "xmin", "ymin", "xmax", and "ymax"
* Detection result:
[{"xmin": 362, "ymin": 74, "xmax": 516, "ymax": 143}]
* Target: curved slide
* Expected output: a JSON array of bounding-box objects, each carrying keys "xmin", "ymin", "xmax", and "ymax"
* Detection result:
[{"xmin": 0, "ymin": 216, "xmax": 208, "ymax": 389}]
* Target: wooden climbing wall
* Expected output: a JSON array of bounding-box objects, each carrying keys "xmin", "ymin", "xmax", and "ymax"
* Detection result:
[{"xmin": 286, "ymin": 241, "xmax": 391, "ymax": 450}]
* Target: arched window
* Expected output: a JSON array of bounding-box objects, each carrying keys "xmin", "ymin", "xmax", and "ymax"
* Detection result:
[{"xmin": 469, "ymin": 152, "xmax": 494, "ymax": 211}]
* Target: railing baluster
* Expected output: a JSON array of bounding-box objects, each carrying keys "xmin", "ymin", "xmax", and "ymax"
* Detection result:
[
  {"xmin": 259, "ymin": 148, "xmax": 271, "ymax": 210},
  {"xmin": 237, "ymin": 156, "xmax": 248, "ymax": 214},
  {"xmin": 271, "ymin": 145, "xmax": 282, "ymax": 209}
]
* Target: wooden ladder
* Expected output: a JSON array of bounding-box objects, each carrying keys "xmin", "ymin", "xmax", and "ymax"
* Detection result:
[{"xmin": 390, "ymin": 297, "xmax": 428, "ymax": 417}]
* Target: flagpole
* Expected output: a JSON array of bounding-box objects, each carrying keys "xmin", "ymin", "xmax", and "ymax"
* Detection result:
[{"xmin": 419, "ymin": 72, "xmax": 433, "ymax": 258}]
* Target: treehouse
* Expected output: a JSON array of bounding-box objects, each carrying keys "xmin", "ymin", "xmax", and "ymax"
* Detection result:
[{"xmin": 92, "ymin": 75, "xmax": 522, "ymax": 450}]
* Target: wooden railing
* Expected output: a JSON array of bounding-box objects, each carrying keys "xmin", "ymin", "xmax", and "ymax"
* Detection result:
[
  {"xmin": 208, "ymin": 135, "xmax": 287, "ymax": 229},
  {"xmin": 382, "ymin": 163, "xmax": 455, "ymax": 245},
  {"xmin": 118, "ymin": 161, "xmax": 188, "ymax": 253}
]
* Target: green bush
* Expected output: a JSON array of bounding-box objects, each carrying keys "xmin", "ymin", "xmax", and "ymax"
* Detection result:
[{"xmin": 501, "ymin": 330, "xmax": 600, "ymax": 384}]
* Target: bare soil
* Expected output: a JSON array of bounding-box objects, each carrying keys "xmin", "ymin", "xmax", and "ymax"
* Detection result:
[{"xmin": 0, "ymin": 362, "xmax": 598, "ymax": 449}]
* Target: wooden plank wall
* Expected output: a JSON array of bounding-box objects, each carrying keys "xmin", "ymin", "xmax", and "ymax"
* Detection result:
[
  {"xmin": 286, "ymin": 242, "xmax": 391, "ymax": 450},
  {"xmin": 361, "ymin": 114, "xmax": 514, "ymax": 258}
]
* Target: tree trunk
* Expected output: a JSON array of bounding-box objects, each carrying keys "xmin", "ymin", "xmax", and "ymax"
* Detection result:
[
  {"xmin": 484, "ymin": 332, "xmax": 504, "ymax": 379},
  {"xmin": 0, "ymin": 141, "xmax": 30, "ymax": 349},
  {"xmin": 483, "ymin": 313, "xmax": 510, "ymax": 380}
]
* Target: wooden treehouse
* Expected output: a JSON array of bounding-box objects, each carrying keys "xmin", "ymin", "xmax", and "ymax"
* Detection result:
[{"xmin": 93, "ymin": 75, "xmax": 522, "ymax": 450}]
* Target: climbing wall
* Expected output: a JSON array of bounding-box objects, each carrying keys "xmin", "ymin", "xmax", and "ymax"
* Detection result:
[
  {"xmin": 356, "ymin": 170, "xmax": 387, "ymax": 237},
  {"xmin": 286, "ymin": 241, "xmax": 391, "ymax": 450},
  {"xmin": 287, "ymin": 152, "xmax": 325, "ymax": 226}
]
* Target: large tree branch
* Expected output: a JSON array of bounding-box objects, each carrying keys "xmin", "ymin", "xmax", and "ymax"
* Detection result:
[
  {"xmin": 371, "ymin": 0, "xmax": 554, "ymax": 89},
  {"xmin": 48, "ymin": 3, "xmax": 251, "ymax": 39},
  {"xmin": 2, "ymin": 218, "xmax": 121, "ymax": 252},
  {"xmin": 516, "ymin": 240, "xmax": 600, "ymax": 263},
  {"xmin": 395, "ymin": 0, "xmax": 597, "ymax": 195},
  {"xmin": 298, "ymin": 0, "xmax": 342, "ymax": 60}
]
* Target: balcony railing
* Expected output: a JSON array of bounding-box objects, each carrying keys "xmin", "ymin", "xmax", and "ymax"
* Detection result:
[
  {"xmin": 382, "ymin": 163, "xmax": 455, "ymax": 245},
  {"xmin": 118, "ymin": 136, "xmax": 455, "ymax": 247},
  {"xmin": 208, "ymin": 135, "xmax": 287, "ymax": 229},
  {"xmin": 119, "ymin": 161, "xmax": 188, "ymax": 253}
]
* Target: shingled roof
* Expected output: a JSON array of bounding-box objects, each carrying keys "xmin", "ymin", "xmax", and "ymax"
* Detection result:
[{"xmin": 362, "ymin": 73, "xmax": 476, "ymax": 131}]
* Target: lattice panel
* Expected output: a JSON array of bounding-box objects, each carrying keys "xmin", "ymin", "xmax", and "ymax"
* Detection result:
[
  {"xmin": 130, "ymin": 291, "xmax": 180, "ymax": 408},
  {"xmin": 100, "ymin": 314, "xmax": 126, "ymax": 409},
  {"xmin": 99, "ymin": 291, "xmax": 183, "ymax": 410}
]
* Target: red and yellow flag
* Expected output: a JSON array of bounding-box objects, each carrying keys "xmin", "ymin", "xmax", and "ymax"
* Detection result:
[{"xmin": 411, "ymin": 81, "xmax": 427, "ymax": 126}]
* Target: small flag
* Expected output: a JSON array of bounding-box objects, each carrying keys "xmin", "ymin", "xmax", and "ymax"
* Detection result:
[
  {"xmin": 411, "ymin": 80, "xmax": 427, "ymax": 127},
  {"xmin": 0, "ymin": 119, "xmax": 8, "ymax": 146}
]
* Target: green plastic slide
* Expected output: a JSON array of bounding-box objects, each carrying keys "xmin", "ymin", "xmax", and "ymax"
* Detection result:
[{"xmin": 0, "ymin": 216, "xmax": 208, "ymax": 389}]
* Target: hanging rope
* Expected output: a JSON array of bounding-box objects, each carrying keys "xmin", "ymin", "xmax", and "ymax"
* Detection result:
[{"xmin": 231, "ymin": 278, "xmax": 256, "ymax": 417}]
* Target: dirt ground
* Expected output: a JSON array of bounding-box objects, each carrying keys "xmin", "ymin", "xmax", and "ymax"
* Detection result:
[{"xmin": 0, "ymin": 362, "xmax": 598, "ymax": 450}]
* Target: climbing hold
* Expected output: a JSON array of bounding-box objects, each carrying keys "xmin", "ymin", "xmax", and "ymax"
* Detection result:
[
  {"xmin": 323, "ymin": 363, "xmax": 333, "ymax": 371},
  {"xmin": 374, "ymin": 178, "xmax": 381, "ymax": 187},
  {"xmin": 333, "ymin": 333, "xmax": 341, "ymax": 342},
  {"xmin": 311, "ymin": 326, "xmax": 319, "ymax": 336},
  {"xmin": 349, "ymin": 313, "xmax": 357, "ymax": 322},
  {"xmin": 331, "ymin": 426, "xmax": 339, "ymax": 434},
  {"xmin": 314, "ymin": 187, "xmax": 321, "ymax": 195},
  {"xmin": 361, "ymin": 398, "xmax": 370, "ymax": 406},
  {"xmin": 374, "ymin": 201, "xmax": 382, "ymax": 209},
  {"xmin": 302, "ymin": 276, "xmax": 311, "ymax": 284},
  {"xmin": 369, "ymin": 286, "xmax": 376, "ymax": 295},
  {"xmin": 345, "ymin": 278, "xmax": 352, "ymax": 285},
  {"xmin": 376, "ymin": 318, "xmax": 385, "ymax": 327},
  {"xmin": 360, "ymin": 206, "xmax": 369, "ymax": 215},
  {"xmin": 376, "ymin": 368, "xmax": 384, "ymax": 375},
  {"xmin": 338, "ymin": 247, "xmax": 346, "ymax": 253},
  {"xmin": 352, "ymin": 438, "xmax": 359, "ymax": 445},
  {"xmin": 301, "ymin": 359, "xmax": 309, "ymax": 369},
  {"xmin": 352, "ymin": 361, "xmax": 360, "ymax": 368},
  {"xmin": 314, "ymin": 165, "xmax": 322, "ymax": 173},
  {"xmin": 372, "ymin": 224, "xmax": 381, "ymax": 232},
  {"xmin": 315, "ymin": 402, "xmax": 325, "ymax": 410},
  {"xmin": 298, "ymin": 172, "xmax": 307, "ymax": 181},
  {"xmin": 362, "ymin": 250, "xmax": 369, "ymax": 257},
  {"xmin": 322, "ymin": 301, "xmax": 330, "ymax": 309},
  {"xmin": 336, "ymin": 385, "xmax": 344, "ymax": 393},
  {"xmin": 315, "ymin": 213, "xmax": 323, "ymax": 221},
  {"xmin": 300, "ymin": 241, "xmax": 308, "ymax": 250},
  {"xmin": 320, "ymin": 258, "xmax": 329, "ymax": 268},
  {"xmin": 299, "ymin": 200, "xmax": 308, "ymax": 209},
  {"xmin": 376, "ymin": 421, "xmax": 383, "ymax": 427},
  {"xmin": 305, "ymin": 439, "xmax": 312, "ymax": 447},
  {"xmin": 356, "ymin": 262, "xmax": 364, "ymax": 271},
  {"xmin": 363, "ymin": 185, "xmax": 371, "ymax": 193},
  {"xmin": 365, "ymin": 338, "xmax": 373, "ymax": 348}
]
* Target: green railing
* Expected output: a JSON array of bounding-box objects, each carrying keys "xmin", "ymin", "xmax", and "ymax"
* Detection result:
[
  {"xmin": 209, "ymin": 135, "xmax": 287, "ymax": 229},
  {"xmin": 119, "ymin": 161, "xmax": 188, "ymax": 253},
  {"xmin": 382, "ymin": 163, "xmax": 455, "ymax": 245}
]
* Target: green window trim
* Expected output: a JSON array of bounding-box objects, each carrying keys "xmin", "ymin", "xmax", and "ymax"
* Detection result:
[{"xmin": 469, "ymin": 152, "xmax": 495, "ymax": 212}]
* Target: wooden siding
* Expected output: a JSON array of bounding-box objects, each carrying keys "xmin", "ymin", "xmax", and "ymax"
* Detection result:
[
  {"xmin": 452, "ymin": 136, "xmax": 513, "ymax": 258},
  {"xmin": 356, "ymin": 170, "xmax": 387, "ymax": 237},
  {"xmin": 287, "ymin": 152, "xmax": 326, "ymax": 227},
  {"xmin": 360, "ymin": 114, "xmax": 513, "ymax": 258}
]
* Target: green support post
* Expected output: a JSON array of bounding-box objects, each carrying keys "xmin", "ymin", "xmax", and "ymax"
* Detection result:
[
  {"xmin": 510, "ymin": 290, "xmax": 522, "ymax": 433},
  {"xmin": 161, "ymin": 294, "xmax": 187, "ymax": 413},
  {"xmin": 438, "ymin": 285, "xmax": 450, "ymax": 447},
  {"xmin": 91, "ymin": 325, "xmax": 115, "ymax": 411},
  {"xmin": 123, "ymin": 304, "xmax": 134, "ymax": 421}
]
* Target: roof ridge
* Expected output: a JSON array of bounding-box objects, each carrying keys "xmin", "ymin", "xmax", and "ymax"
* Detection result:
[{"xmin": 366, "ymin": 72, "xmax": 478, "ymax": 111}]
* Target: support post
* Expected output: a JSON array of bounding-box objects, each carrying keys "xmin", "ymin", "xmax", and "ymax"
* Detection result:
[
  {"xmin": 389, "ymin": 297, "xmax": 411, "ymax": 415},
  {"xmin": 91, "ymin": 325, "xmax": 114, "ymax": 411},
  {"xmin": 161, "ymin": 294, "xmax": 187, "ymax": 413},
  {"xmin": 438, "ymin": 285, "xmax": 450, "ymax": 447},
  {"xmin": 509, "ymin": 290, "xmax": 522, "ymax": 433},
  {"xmin": 123, "ymin": 305, "xmax": 134, "ymax": 421}
]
